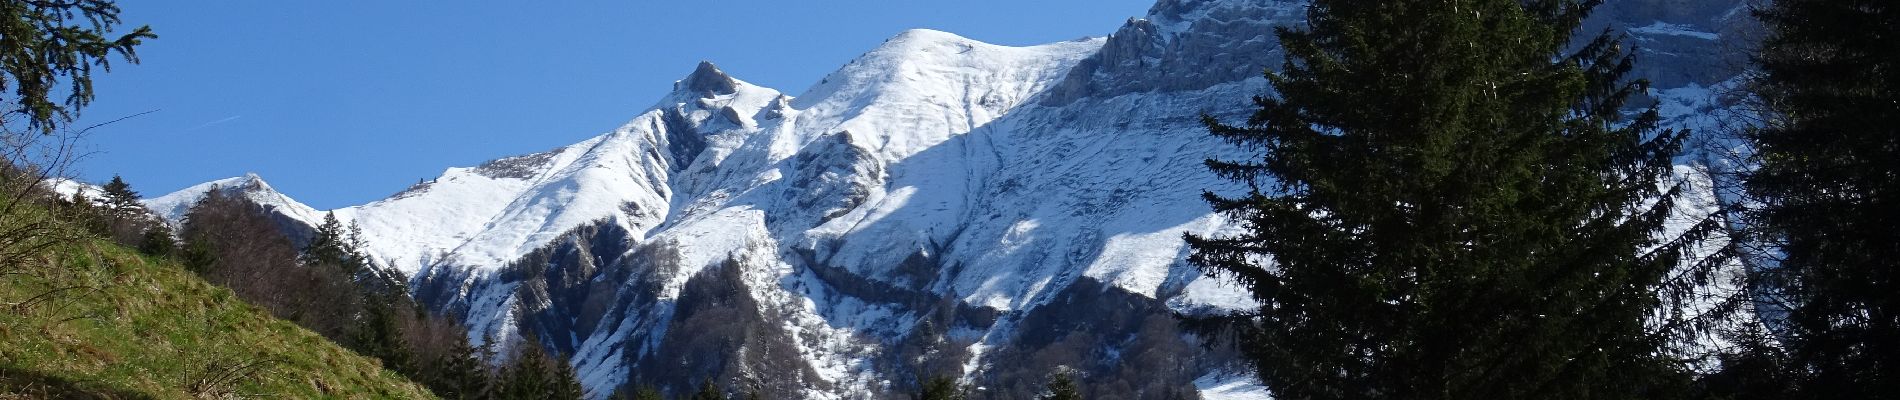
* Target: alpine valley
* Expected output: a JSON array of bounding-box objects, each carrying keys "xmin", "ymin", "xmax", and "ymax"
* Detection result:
[{"xmin": 138, "ymin": 0, "xmax": 1758, "ymax": 398}]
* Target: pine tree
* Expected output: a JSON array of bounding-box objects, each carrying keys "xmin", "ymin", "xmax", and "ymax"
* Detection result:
[
  {"xmin": 495, "ymin": 343, "xmax": 548, "ymax": 399},
  {"xmin": 1037, "ymin": 372, "xmax": 1080, "ymax": 400},
  {"xmin": 348, "ymin": 222, "xmax": 373, "ymax": 272},
  {"xmin": 475, "ymin": 334, "xmax": 502, "ymax": 398},
  {"xmin": 178, "ymin": 232, "xmax": 217, "ymax": 275},
  {"xmin": 351, "ymin": 292, "xmax": 413, "ymax": 375},
  {"xmin": 301, "ymin": 212, "xmax": 361, "ymax": 274},
  {"xmin": 1186, "ymin": 0, "xmax": 1702, "ymax": 398},
  {"xmin": 917, "ymin": 376, "xmax": 964, "ymax": 400},
  {"xmin": 1741, "ymin": 0, "xmax": 1900, "ymax": 397},
  {"xmin": 63, "ymin": 191, "xmax": 107, "ymax": 234},
  {"xmin": 137, "ymin": 223, "xmax": 173, "ymax": 257},
  {"xmin": 0, "ymin": 0, "xmax": 152, "ymax": 279},
  {"xmin": 177, "ymin": 189, "xmax": 235, "ymax": 276},
  {"xmin": 0, "ymin": 0, "xmax": 155, "ymax": 133},
  {"xmin": 549, "ymin": 354, "xmax": 586, "ymax": 400},
  {"xmin": 430, "ymin": 331, "xmax": 490, "ymax": 400},
  {"xmin": 495, "ymin": 334, "xmax": 584, "ymax": 400},
  {"xmin": 691, "ymin": 379, "xmax": 723, "ymax": 400},
  {"xmin": 631, "ymin": 385, "xmax": 664, "ymax": 400},
  {"xmin": 608, "ymin": 384, "xmax": 664, "ymax": 400},
  {"xmin": 95, "ymin": 174, "xmax": 167, "ymax": 249},
  {"xmin": 99, "ymin": 174, "xmax": 141, "ymax": 217}
]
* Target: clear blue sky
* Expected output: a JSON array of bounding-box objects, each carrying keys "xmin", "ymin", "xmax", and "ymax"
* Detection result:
[{"xmin": 74, "ymin": 1, "xmax": 1155, "ymax": 209}]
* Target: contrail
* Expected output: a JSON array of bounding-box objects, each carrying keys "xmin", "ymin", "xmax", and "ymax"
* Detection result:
[{"xmin": 186, "ymin": 115, "xmax": 242, "ymax": 131}]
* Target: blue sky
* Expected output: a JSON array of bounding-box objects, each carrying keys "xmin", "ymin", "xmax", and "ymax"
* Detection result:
[{"xmin": 75, "ymin": 1, "xmax": 1154, "ymax": 209}]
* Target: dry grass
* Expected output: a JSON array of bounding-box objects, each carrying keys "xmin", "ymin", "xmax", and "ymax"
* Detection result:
[{"xmin": 0, "ymin": 239, "xmax": 434, "ymax": 399}]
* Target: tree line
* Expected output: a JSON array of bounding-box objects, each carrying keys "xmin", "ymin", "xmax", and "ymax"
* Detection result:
[
  {"xmin": 1188, "ymin": 0, "xmax": 1895, "ymax": 399},
  {"xmin": 6, "ymin": 0, "xmax": 1892, "ymax": 397},
  {"xmin": 54, "ymin": 177, "xmax": 589, "ymax": 399}
]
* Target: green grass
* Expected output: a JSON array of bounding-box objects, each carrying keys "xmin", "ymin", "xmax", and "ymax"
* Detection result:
[{"xmin": 0, "ymin": 239, "xmax": 435, "ymax": 399}]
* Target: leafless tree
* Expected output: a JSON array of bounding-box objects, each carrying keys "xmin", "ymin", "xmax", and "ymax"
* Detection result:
[{"xmin": 1, "ymin": 0, "xmax": 155, "ymax": 316}]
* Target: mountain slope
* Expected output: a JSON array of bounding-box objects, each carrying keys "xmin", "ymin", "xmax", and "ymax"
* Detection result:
[
  {"xmin": 0, "ymin": 238, "xmax": 434, "ymax": 399},
  {"xmin": 143, "ymin": 0, "xmax": 1758, "ymax": 398}
]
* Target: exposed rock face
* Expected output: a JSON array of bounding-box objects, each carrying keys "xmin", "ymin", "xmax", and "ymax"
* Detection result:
[
  {"xmin": 149, "ymin": 0, "xmax": 1757, "ymax": 398},
  {"xmin": 1587, "ymin": 0, "xmax": 1759, "ymax": 89},
  {"xmin": 1042, "ymin": 0, "xmax": 1305, "ymax": 106},
  {"xmin": 783, "ymin": 131, "xmax": 883, "ymax": 227},
  {"xmin": 678, "ymin": 61, "xmax": 740, "ymax": 97}
]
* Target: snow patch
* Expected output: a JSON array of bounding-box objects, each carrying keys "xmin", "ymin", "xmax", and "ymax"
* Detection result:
[{"xmin": 1630, "ymin": 21, "xmax": 1720, "ymax": 40}]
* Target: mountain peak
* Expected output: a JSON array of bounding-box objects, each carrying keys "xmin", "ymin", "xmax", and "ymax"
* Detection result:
[
  {"xmin": 884, "ymin": 28, "xmax": 970, "ymax": 46},
  {"xmin": 143, "ymin": 173, "xmax": 322, "ymax": 230},
  {"xmin": 791, "ymin": 27, "xmax": 1101, "ymax": 113},
  {"xmin": 236, "ymin": 172, "xmax": 274, "ymax": 191},
  {"xmin": 676, "ymin": 61, "xmax": 738, "ymax": 97}
]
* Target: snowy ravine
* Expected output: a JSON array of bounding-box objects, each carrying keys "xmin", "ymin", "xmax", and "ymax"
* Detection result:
[{"xmin": 143, "ymin": 0, "xmax": 1758, "ymax": 398}]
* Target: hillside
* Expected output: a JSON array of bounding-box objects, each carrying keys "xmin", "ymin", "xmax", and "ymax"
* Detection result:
[{"xmin": 0, "ymin": 237, "xmax": 434, "ymax": 399}]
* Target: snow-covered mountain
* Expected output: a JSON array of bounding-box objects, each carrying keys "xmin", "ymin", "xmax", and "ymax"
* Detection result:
[
  {"xmin": 145, "ymin": 0, "xmax": 1757, "ymax": 398},
  {"xmin": 143, "ymin": 174, "xmax": 323, "ymax": 228}
]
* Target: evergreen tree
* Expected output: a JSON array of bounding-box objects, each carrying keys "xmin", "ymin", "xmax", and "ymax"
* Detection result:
[
  {"xmin": 95, "ymin": 174, "xmax": 167, "ymax": 249},
  {"xmin": 348, "ymin": 222, "xmax": 376, "ymax": 280},
  {"xmin": 0, "ymin": 0, "xmax": 151, "ymax": 281},
  {"xmin": 917, "ymin": 376, "xmax": 964, "ymax": 400},
  {"xmin": 137, "ymin": 223, "xmax": 173, "ymax": 257},
  {"xmin": 178, "ymin": 232, "xmax": 217, "ymax": 275},
  {"xmin": 619, "ymin": 385, "xmax": 663, "ymax": 400},
  {"xmin": 178, "ymin": 188, "xmax": 243, "ymax": 278},
  {"xmin": 496, "ymin": 343, "xmax": 550, "ymax": 399},
  {"xmin": 430, "ymin": 331, "xmax": 491, "ymax": 400},
  {"xmin": 634, "ymin": 384, "xmax": 665, "ymax": 400},
  {"xmin": 475, "ymin": 334, "xmax": 502, "ymax": 398},
  {"xmin": 1037, "ymin": 372, "xmax": 1080, "ymax": 400},
  {"xmin": 549, "ymin": 354, "xmax": 586, "ymax": 400},
  {"xmin": 0, "ymin": 0, "xmax": 155, "ymax": 133},
  {"xmin": 351, "ymin": 292, "xmax": 413, "ymax": 376},
  {"xmin": 99, "ymin": 174, "xmax": 141, "ymax": 217},
  {"xmin": 691, "ymin": 379, "xmax": 723, "ymax": 400},
  {"xmin": 1741, "ymin": 0, "xmax": 1900, "ymax": 397},
  {"xmin": 63, "ymin": 191, "xmax": 109, "ymax": 234},
  {"xmin": 300, "ymin": 212, "xmax": 362, "ymax": 274},
  {"xmin": 1186, "ymin": 0, "xmax": 1703, "ymax": 398},
  {"xmin": 495, "ymin": 334, "xmax": 583, "ymax": 400}
]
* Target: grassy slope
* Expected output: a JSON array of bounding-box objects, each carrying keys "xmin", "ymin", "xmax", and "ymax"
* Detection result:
[{"xmin": 0, "ymin": 239, "xmax": 434, "ymax": 399}]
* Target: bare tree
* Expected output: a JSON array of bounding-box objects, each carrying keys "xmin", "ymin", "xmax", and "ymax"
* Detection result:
[{"xmin": 0, "ymin": 0, "xmax": 154, "ymax": 312}]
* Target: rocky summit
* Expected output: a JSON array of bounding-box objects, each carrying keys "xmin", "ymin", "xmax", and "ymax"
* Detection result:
[{"xmin": 147, "ymin": 0, "xmax": 1756, "ymax": 398}]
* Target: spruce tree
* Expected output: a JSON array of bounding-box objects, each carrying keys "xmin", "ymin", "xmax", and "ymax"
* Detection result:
[
  {"xmin": 351, "ymin": 293, "xmax": 413, "ymax": 375},
  {"xmin": 178, "ymin": 233, "xmax": 217, "ymax": 275},
  {"xmin": 608, "ymin": 384, "xmax": 665, "ymax": 400},
  {"xmin": 431, "ymin": 331, "xmax": 490, "ymax": 400},
  {"xmin": 63, "ymin": 191, "xmax": 108, "ymax": 234},
  {"xmin": 496, "ymin": 342, "xmax": 550, "ymax": 399},
  {"xmin": 917, "ymin": 376, "xmax": 964, "ymax": 400},
  {"xmin": 1186, "ymin": 0, "xmax": 1701, "ymax": 398},
  {"xmin": 1742, "ymin": 0, "xmax": 1900, "ymax": 397},
  {"xmin": 137, "ymin": 223, "xmax": 173, "ymax": 257},
  {"xmin": 177, "ymin": 189, "xmax": 233, "ymax": 276},
  {"xmin": 691, "ymin": 379, "xmax": 723, "ymax": 400},
  {"xmin": 0, "ymin": 0, "xmax": 155, "ymax": 133},
  {"xmin": 1037, "ymin": 372, "xmax": 1080, "ymax": 400},
  {"xmin": 549, "ymin": 354, "xmax": 586, "ymax": 400},
  {"xmin": 99, "ymin": 175, "xmax": 141, "ymax": 217},
  {"xmin": 496, "ymin": 334, "xmax": 583, "ymax": 400},
  {"xmin": 628, "ymin": 385, "xmax": 665, "ymax": 400},
  {"xmin": 475, "ymin": 334, "xmax": 502, "ymax": 398},
  {"xmin": 301, "ymin": 212, "xmax": 362, "ymax": 274}
]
